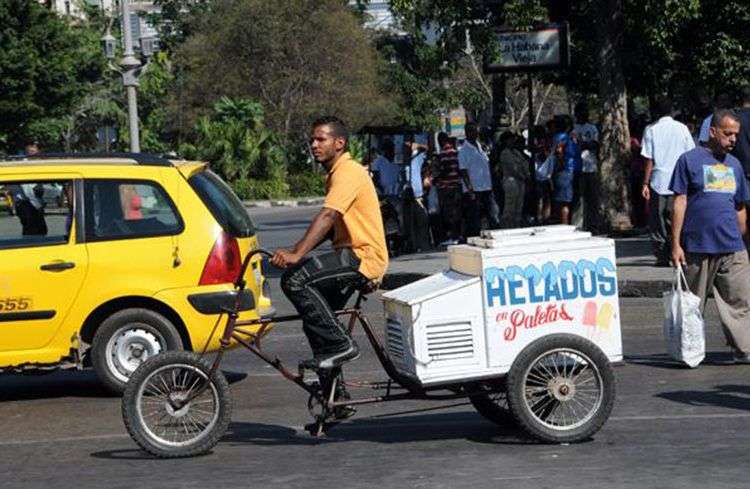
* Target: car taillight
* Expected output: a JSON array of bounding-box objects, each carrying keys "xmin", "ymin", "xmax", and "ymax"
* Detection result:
[{"xmin": 199, "ymin": 231, "xmax": 242, "ymax": 285}]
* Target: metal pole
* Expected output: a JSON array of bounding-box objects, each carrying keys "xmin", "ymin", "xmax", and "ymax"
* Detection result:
[{"xmin": 120, "ymin": 0, "xmax": 141, "ymax": 153}]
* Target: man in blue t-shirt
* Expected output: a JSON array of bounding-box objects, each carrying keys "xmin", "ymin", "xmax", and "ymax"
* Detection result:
[{"xmin": 670, "ymin": 109, "xmax": 750, "ymax": 363}]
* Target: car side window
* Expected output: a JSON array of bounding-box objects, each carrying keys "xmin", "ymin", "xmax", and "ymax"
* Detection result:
[
  {"xmin": 0, "ymin": 180, "xmax": 74, "ymax": 249},
  {"xmin": 84, "ymin": 180, "xmax": 182, "ymax": 241}
]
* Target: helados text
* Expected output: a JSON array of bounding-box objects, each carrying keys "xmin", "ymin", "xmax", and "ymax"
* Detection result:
[{"xmin": 485, "ymin": 258, "xmax": 617, "ymax": 307}]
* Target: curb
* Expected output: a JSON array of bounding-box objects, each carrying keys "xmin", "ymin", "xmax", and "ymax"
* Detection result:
[
  {"xmin": 244, "ymin": 197, "xmax": 324, "ymax": 208},
  {"xmin": 381, "ymin": 272, "xmax": 672, "ymax": 299}
]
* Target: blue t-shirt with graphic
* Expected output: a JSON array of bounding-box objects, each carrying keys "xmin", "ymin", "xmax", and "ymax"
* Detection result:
[{"xmin": 669, "ymin": 146, "xmax": 750, "ymax": 254}]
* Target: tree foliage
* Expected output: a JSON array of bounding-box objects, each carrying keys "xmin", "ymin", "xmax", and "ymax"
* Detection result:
[
  {"xmin": 174, "ymin": 0, "xmax": 397, "ymax": 143},
  {"xmin": 180, "ymin": 97, "xmax": 287, "ymax": 185},
  {"xmin": 0, "ymin": 0, "xmax": 105, "ymax": 152}
]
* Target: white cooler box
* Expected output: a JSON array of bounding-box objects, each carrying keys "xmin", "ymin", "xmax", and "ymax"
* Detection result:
[{"xmin": 382, "ymin": 225, "xmax": 623, "ymax": 386}]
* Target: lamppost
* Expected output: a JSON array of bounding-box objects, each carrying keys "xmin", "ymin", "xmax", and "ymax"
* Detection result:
[{"xmin": 101, "ymin": 0, "xmax": 141, "ymax": 153}]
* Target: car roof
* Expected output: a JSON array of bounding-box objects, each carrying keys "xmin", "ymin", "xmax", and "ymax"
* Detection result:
[{"xmin": 0, "ymin": 153, "xmax": 208, "ymax": 178}]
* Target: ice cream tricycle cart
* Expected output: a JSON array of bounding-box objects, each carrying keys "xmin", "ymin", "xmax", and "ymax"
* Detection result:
[{"xmin": 122, "ymin": 225, "xmax": 621, "ymax": 458}]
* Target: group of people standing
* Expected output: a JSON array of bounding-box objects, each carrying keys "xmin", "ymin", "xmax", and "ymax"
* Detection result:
[{"xmin": 368, "ymin": 105, "xmax": 602, "ymax": 250}]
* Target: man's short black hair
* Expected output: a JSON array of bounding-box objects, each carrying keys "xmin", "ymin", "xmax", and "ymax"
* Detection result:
[
  {"xmin": 711, "ymin": 108, "xmax": 740, "ymax": 128},
  {"xmin": 311, "ymin": 116, "xmax": 349, "ymax": 142},
  {"xmin": 655, "ymin": 96, "xmax": 672, "ymax": 117},
  {"xmin": 437, "ymin": 131, "xmax": 449, "ymax": 145}
]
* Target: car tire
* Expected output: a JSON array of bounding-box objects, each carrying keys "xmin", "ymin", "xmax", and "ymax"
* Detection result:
[{"xmin": 91, "ymin": 308, "xmax": 183, "ymax": 394}]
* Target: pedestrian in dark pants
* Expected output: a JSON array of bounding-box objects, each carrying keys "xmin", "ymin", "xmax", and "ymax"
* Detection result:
[
  {"xmin": 459, "ymin": 122, "xmax": 499, "ymax": 238},
  {"xmin": 573, "ymin": 103, "xmax": 600, "ymax": 232},
  {"xmin": 671, "ymin": 109, "xmax": 750, "ymax": 363},
  {"xmin": 434, "ymin": 132, "xmax": 463, "ymax": 245},
  {"xmin": 641, "ymin": 97, "xmax": 695, "ymax": 266},
  {"xmin": 498, "ymin": 132, "xmax": 531, "ymax": 228}
]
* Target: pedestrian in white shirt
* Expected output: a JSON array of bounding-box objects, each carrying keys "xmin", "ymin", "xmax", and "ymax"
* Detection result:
[
  {"xmin": 370, "ymin": 139, "xmax": 401, "ymax": 198},
  {"xmin": 459, "ymin": 122, "xmax": 499, "ymax": 238},
  {"xmin": 641, "ymin": 97, "xmax": 696, "ymax": 265}
]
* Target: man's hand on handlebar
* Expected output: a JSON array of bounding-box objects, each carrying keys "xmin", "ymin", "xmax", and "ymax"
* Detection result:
[{"xmin": 271, "ymin": 248, "xmax": 302, "ymax": 269}]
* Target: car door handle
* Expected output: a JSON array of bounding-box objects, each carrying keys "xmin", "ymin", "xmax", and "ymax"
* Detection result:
[{"xmin": 40, "ymin": 261, "xmax": 76, "ymax": 272}]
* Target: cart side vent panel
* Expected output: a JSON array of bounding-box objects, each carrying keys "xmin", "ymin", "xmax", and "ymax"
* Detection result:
[
  {"xmin": 386, "ymin": 319, "xmax": 406, "ymax": 366},
  {"xmin": 425, "ymin": 322, "xmax": 474, "ymax": 361}
]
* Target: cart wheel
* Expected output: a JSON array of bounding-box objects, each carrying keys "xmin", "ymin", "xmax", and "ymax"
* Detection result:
[
  {"xmin": 122, "ymin": 351, "xmax": 232, "ymax": 458},
  {"xmin": 506, "ymin": 334, "xmax": 615, "ymax": 443},
  {"xmin": 464, "ymin": 380, "xmax": 514, "ymax": 426}
]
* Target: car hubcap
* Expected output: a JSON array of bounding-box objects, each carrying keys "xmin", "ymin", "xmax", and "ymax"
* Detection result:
[{"xmin": 107, "ymin": 327, "xmax": 164, "ymax": 382}]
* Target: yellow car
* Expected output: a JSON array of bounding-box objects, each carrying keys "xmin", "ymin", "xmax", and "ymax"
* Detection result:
[{"xmin": 0, "ymin": 153, "xmax": 272, "ymax": 393}]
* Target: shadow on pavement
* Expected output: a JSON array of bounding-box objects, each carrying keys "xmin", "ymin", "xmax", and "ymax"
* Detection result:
[
  {"xmin": 656, "ymin": 384, "xmax": 750, "ymax": 412},
  {"xmin": 625, "ymin": 351, "xmax": 736, "ymax": 370},
  {"xmin": 0, "ymin": 369, "xmax": 246, "ymax": 402},
  {"xmin": 222, "ymin": 411, "xmax": 539, "ymax": 447},
  {"xmin": 0, "ymin": 371, "xmax": 117, "ymax": 401}
]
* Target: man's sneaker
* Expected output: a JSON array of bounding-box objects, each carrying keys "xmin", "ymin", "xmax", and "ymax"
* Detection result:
[
  {"xmin": 317, "ymin": 341, "xmax": 360, "ymax": 369},
  {"xmin": 300, "ymin": 341, "xmax": 360, "ymax": 370},
  {"xmin": 733, "ymin": 352, "xmax": 750, "ymax": 364}
]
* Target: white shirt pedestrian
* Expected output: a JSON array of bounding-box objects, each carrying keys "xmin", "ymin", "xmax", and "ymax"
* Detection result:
[
  {"xmin": 371, "ymin": 154, "xmax": 401, "ymax": 197},
  {"xmin": 458, "ymin": 140, "xmax": 492, "ymax": 193},
  {"xmin": 573, "ymin": 123, "xmax": 599, "ymax": 173},
  {"xmin": 641, "ymin": 116, "xmax": 695, "ymax": 195}
]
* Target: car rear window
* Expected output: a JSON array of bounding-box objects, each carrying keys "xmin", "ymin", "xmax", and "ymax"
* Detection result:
[{"xmin": 188, "ymin": 170, "xmax": 255, "ymax": 238}]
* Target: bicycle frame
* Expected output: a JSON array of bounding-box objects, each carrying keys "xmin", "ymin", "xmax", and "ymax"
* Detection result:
[{"xmin": 175, "ymin": 249, "xmax": 490, "ymax": 434}]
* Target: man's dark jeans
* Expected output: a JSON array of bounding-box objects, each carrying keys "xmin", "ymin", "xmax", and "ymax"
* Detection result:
[
  {"xmin": 463, "ymin": 190, "xmax": 500, "ymax": 238},
  {"xmin": 280, "ymin": 249, "xmax": 368, "ymax": 356},
  {"xmin": 648, "ymin": 192, "xmax": 674, "ymax": 263}
]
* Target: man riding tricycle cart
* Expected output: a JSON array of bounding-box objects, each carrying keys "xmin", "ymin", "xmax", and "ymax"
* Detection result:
[{"xmin": 121, "ymin": 117, "xmax": 619, "ymax": 457}]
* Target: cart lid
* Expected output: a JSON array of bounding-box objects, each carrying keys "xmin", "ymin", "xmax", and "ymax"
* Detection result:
[
  {"xmin": 381, "ymin": 270, "xmax": 479, "ymax": 306},
  {"xmin": 480, "ymin": 224, "xmax": 577, "ymax": 240}
]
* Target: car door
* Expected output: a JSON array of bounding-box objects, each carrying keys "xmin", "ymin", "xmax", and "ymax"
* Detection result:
[{"xmin": 0, "ymin": 175, "xmax": 88, "ymax": 353}]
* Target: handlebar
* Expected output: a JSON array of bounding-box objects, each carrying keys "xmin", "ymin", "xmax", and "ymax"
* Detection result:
[{"xmin": 235, "ymin": 248, "xmax": 274, "ymax": 289}]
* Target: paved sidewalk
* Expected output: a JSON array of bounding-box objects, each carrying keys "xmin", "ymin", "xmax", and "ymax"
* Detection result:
[{"xmin": 382, "ymin": 235, "xmax": 673, "ymax": 297}]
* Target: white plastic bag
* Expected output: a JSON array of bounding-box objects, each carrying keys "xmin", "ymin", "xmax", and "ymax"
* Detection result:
[{"xmin": 663, "ymin": 266, "xmax": 705, "ymax": 368}]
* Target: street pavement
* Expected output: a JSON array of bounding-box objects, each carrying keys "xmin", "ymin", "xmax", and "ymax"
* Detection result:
[{"xmin": 1, "ymin": 205, "xmax": 750, "ymax": 489}]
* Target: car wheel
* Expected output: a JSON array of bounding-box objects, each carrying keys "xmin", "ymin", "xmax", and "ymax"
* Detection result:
[{"xmin": 91, "ymin": 308, "xmax": 183, "ymax": 394}]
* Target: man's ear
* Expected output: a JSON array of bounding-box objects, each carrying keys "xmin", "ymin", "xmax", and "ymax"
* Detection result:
[{"xmin": 334, "ymin": 137, "xmax": 346, "ymax": 152}]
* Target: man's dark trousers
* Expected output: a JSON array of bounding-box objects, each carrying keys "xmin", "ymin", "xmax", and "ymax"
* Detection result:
[
  {"xmin": 281, "ymin": 249, "xmax": 367, "ymax": 356},
  {"xmin": 648, "ymin": 191, "xmax": 674, "ymax": 263}
]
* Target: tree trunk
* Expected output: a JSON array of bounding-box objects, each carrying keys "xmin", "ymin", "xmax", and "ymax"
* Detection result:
[{"xmin": 596, "ymin": 0, "xmax": 632, "ymax": 231}]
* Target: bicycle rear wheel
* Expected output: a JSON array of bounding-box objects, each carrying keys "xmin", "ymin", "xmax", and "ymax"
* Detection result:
[{"xmin": 122, "ymin": 351, "xmax": 232, "ymax": 458}]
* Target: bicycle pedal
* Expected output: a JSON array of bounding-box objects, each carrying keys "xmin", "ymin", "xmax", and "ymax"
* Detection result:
[{"xmin": 333, "ymin": 405, "xmax": 357, "ymax": 421}]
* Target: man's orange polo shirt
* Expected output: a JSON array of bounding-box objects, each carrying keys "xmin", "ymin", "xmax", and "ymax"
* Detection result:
[{"xmin": 323, "ymin": 152, "xmax": 388, "ymax": 280}]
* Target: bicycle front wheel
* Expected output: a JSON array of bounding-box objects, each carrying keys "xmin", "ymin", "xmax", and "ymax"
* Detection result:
[{"xmin": 122, "ymin": 351, "xmax": 232, "ymax": 458}]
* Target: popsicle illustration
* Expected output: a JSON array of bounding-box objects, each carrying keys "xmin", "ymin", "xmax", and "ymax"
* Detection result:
[
  {"xmin": 583, "ymin": 301, "xmax": 597, "ymax": 326},
  {"xmin": 596, "ymin": 302, "xmax": 614, "ymax": 330}
]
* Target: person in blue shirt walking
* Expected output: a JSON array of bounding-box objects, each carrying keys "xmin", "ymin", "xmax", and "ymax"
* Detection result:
[
  {"xmin": 670, "ymin": 109, "xmax": 750, "ymax": 363},
  {"xmin": 551, "ymin": 115, "xmax": 581, "ymax": 225}
]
